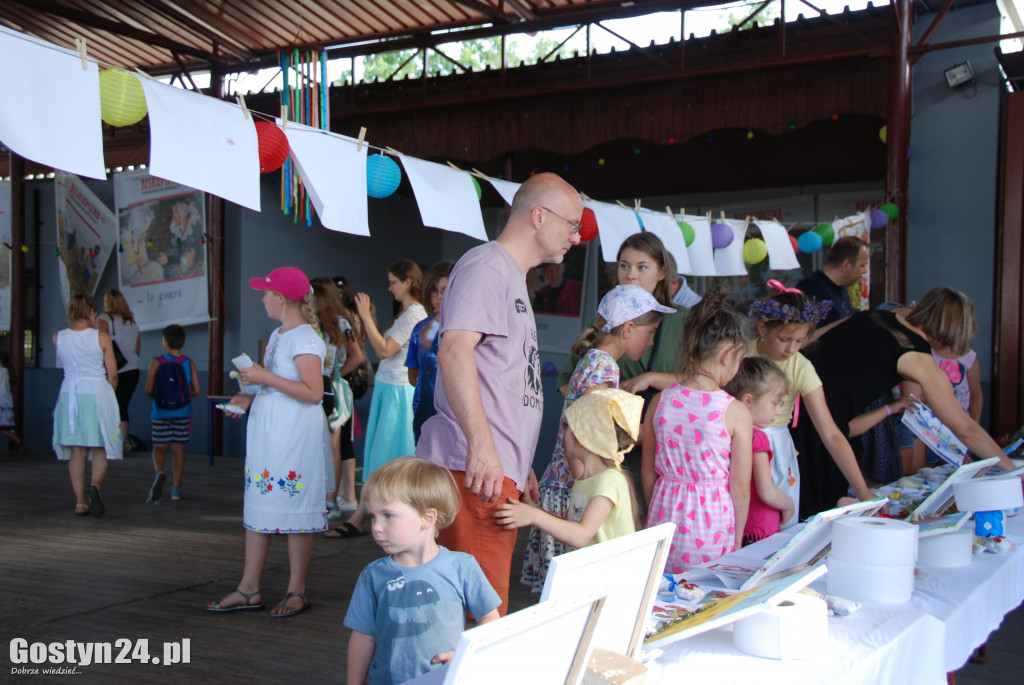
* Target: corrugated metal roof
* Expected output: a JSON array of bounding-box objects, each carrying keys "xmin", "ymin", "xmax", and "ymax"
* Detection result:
[{"xmin": 0, "ymin": 0, "xmax": 713, "ymax": 75}]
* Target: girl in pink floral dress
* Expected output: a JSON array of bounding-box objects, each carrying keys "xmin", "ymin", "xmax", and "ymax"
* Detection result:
[
  {"xmin": 641, "ymin": 290, "xmax": 752, "ymax": 574},
  {"xmin": 521, "ymin": 285, "xmax": 674, "ymax": 591}
]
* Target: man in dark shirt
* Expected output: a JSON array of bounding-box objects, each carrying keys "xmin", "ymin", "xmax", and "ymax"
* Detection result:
[{"xmin": 796, "ymin": 236, "xmax": 869, "ymax": 325}]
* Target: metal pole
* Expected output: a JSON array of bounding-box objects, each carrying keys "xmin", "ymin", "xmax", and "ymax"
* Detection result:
[{"xmin": 885, "ymin": 0, "xmax": 912, "ymax": 303}]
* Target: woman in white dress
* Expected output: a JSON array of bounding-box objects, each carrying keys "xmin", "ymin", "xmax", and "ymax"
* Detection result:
[
  {"xmin": 52, "ymin": 293, "xmax": 121, "ymax": 518},
  {"xmin": 206, "ymin": 266, "xmax": 327, "ymax": 618}
]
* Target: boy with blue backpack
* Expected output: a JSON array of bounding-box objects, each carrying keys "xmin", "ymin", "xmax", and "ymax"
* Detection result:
[{"xmin": 145, "ymin": 324, "xmax": 200, "ymax": 504}]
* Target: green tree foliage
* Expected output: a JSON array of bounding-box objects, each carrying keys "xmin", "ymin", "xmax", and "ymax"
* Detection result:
[
  {"xmin": 339, "ymin": 31, "xmax": 577, "ymax": 84},
  {"xmin": 720, "ymin": 1, "xmax": 781, "ymax": 29}
]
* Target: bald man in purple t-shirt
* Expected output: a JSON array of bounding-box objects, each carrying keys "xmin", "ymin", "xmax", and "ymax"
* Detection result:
[{"xmin": 417, "ymin": 172, "xmax": 583, "ymax": 614}]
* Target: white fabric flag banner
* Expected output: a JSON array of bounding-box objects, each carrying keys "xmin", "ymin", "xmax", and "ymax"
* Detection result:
[
  {"xmin": 486, "ymin": 177, "xmax": 522, "ymax": 206},
  {"xmin": 713, "ymin": 219, "xmax": 748, "ymax": 276},
  {"xmin": 285, "ymin": 122, "xmax": 369, "ymax": 236},
  {"xmin": 682, "ymin": 215, "xmax": 717, "ymax": 276},
  {"xmin": 400, "ymin": 157, "xmax": 487, "ymax": 242},
  {"xmin": 587, "ymin": 201, "xmax": 641, "ymax": 263},
  {"xmin": 758, "ymin": 220, "xmax": 801, "ymax": 271},
  {"xmin": 138, "ymin": 77, "xmax": 260, "ymax": 212},
  {"xmin": 114, "ymin": 171, "xmax": 209, "ymax": 331},
  {"xmin": 54, "ymin": 172, "xmax": 118, "ymax": 307},
  {"xmin": 0, "ymin": 182, "xmax": 9, "ymax": 330},
  {"xmin": 0, "ymin": 26, "xmax": 107, "ymax": 180},
  {"xmin": 638, "ymin": 209, "xmax": 691, "ymax": 274}
]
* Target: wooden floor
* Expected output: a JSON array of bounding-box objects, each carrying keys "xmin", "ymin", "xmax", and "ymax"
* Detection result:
[
  {"xmin": 2, "ymin": 447, "xmax": 1022, "ymax": 684},
  {"xmin": 0, "ymin": 449, "xmax": 539, "ymax": 684}
]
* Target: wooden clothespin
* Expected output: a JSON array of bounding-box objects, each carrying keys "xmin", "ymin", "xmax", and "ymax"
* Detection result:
[
  {"xmin": 616, "ymin": 200, "xmax": 629, "ymax": 209},
  {"xmin": 470, "ymin": 168, "xmax": 488, "ymax": 179},
  {"xmin": 280, "ymin": 105, "xmax": 289, "ymax": 130},
  {"xmin": 720, "ymin": 210, "xmax": 726, "ymax": 222},
  {"xmin": 75, "ymin": 38, "xmax": 88, "ymax": 70},
  {"xmin": 681, "ymin": 207, "xmax": 686, "ymax": 219},
  {"xmin": 355, "ymin": 126, "xmax": 366, "ymax": 152},
  {"xmin": 235, "ymin": 94, "xmax": 250, "ymax": 119},
  {"xmin": 706, "ymin": 211, "xmax": 712, "ymax": 224},
  {"xmin": 634, "ymin": 199, "xmax": 642, "ymax": 212},
  {"xmin": 579, "ymin": 192, "xmax": 592, "ymax": 201},
  {"xmin": 665, "ymin": 205, "xmax": 675, "ymax": 220},
  {"xmin": 446, "ymin": 161, "xmax": 464, "ymax": 171},
  {"xmin": 385, "ymin": 146, "xmax": 404, "ymax": 156}
]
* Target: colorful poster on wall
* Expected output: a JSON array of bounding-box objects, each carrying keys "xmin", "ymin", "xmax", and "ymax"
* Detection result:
[
  {"xmin": 114, "ymin": 170, "xmax": 209, "ymax": 331},
  {"xmin": 0, "ymin": 181, "xmax": 10, "ymax": 330},
  {"xmin": 833, "ymin": 211, "xmax": 871, "ymax": 310},
  {"xmin": 54, "ymin": 171, "xmax": 118, "ymax": 308}
]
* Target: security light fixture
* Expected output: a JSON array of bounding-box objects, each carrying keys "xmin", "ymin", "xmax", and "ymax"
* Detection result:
[{"xmin": 945, "ymin": 61, "xmax": 975, "ymax": 89}]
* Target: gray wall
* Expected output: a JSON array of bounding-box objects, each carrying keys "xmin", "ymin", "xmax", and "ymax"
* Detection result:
[{"xmin": 908, "ymin": 4, "xmax": 1001, "ymax": 425}]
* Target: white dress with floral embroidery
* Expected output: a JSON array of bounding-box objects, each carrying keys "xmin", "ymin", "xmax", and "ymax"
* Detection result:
[{"xmin": 243, "ymin": 324, "xmax": 329, "ymax": 534}]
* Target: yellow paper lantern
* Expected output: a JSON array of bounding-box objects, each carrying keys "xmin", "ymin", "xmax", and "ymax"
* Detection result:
[
  {"xmin": 99, "ymin": 70, "xmax": 148, "ymax": 127},
  {"xmin": 743, "ymin": 238, "xmax": 768, "ymax": 264}
]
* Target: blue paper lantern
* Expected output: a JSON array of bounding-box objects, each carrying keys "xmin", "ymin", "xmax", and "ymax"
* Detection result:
[
  {"xmin": 711, "ymin": 222, "xmax": 733, "ymax": 249},
  {"xmin": 870, "ymin": 209, "xmax": 889, "ymax": 230},
  {"xmin": 798, "ymin": 231, "xmax": 824, "ymax": 254},
  {"xmin": 367, "ymin": 155, "xmax": 401, "ymax": 198}
]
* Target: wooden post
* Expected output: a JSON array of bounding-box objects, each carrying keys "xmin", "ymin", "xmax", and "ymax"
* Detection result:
[
  {"xmin": 885, "ymin": 0, "xmax": 912, "ymax": 303},
  {"xmin": 8, "ymin": 153, "xmax": 24, "ymax": 448},
  {"xmin": 207, "ymin": 68, "xmax": 226, "ymax": 457}
]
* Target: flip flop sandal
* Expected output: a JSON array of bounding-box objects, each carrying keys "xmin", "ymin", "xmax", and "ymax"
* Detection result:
[
  {"xmin": 75, "ymin": 504, "xmax": 90, "ymax": 517},
  {"xmin": 85, "ymin": 486, "xmax": 105, "ymax": 519},
  {"xmin": 324, "ymin": 522, "xmax": 363, "ymax": 539},
  {"xmin": 206, "ymin": 588, "xmax": 264, "ymax": 613},
  {"xmin": 270, "ymin": 592, "xmax": 310, "ymax": 618}
]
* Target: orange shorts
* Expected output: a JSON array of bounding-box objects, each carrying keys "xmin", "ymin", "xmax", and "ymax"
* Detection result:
[{"xmin": 438, "ymin": 471, "xmax": 520, "ymax": 616}]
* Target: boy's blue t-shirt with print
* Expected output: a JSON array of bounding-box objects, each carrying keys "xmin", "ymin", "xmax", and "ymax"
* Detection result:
[
  {"xmin": 344, "ymin": 547, "xmax": 500, "ymax": 685},
  {"xmin": 150, "ymin": 354, "xmax": 193, "ymax": 419}
]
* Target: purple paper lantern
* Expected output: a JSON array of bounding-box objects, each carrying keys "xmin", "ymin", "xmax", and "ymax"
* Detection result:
[
  {"xmin": 711, "ymin": 222, "xmax": 734, "ymax": 249},
  {"xmin": 869, "ymin": 209, "xmax": 889, "ymax": 230}
]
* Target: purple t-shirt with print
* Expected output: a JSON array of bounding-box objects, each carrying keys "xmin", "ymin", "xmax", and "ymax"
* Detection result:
[{"xmin": 416, "ymin": 241, "xmax": 544, "ymax": 491}]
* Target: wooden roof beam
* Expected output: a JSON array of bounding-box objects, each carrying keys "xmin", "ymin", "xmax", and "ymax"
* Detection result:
[
  {"xmin": 137, "ymin": 0, "xmax": 253, "ymax": 61},
  {"xmin": 504, "ymin": 0, "xmax": 539, "ymax": 22},
  {"xmin": 5, "ymin": 0, "xmax": 222, "ymax": 65},
  {"xmin": 797, "ymin": 0, "xmax": 873, "ymax": 44},
  {"xmin": 450, "ymin": 0, "xmax": 515, "ymax": 23}
]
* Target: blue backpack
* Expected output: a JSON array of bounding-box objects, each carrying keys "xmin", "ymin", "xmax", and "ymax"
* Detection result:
[{"xmin": 153, "ymin": 354, "xmax": 191, "ymax": 410}]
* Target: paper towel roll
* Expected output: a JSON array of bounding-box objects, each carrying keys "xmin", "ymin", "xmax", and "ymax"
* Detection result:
[
  {"xmin": 830, "ymin": 517, "xmax": 918, "ymax": 566},
  {"xmin": 953, "ymin": 477, "xmax": 1024, "ymax": 512},
  {"xmin": 733, "ymin": 594, "xmax": 828, "ymax": 660},
  {"xmin": 826, "ymin": 556, "xmax": 915, "ymax": 604},
  {"xmin": 917, "ymin": 529, "xmax": 974, "ymax": 568}
]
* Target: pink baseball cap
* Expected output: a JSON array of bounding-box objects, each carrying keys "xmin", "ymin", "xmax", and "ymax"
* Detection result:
[{"xmin": 249, "ymin": 266, "xmax": 312, "ymax": 301}]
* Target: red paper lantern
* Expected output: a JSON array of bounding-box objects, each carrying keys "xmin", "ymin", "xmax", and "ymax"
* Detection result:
[
  {"xmin": 579, "ymin": 207, "xmax": 598, "ymax": 242},
  {"xmin": 789, "ymin": 235, "xmax": 799, "ymax": 253},
  {"xmin": 255, "ymin": 121, "xmax": 289, "ymax": 173}
]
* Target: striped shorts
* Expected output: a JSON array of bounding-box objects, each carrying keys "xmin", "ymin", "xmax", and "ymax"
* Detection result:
[{"xmin": 152, "ymin": 417, "xmax": 191, "ymax": 444}]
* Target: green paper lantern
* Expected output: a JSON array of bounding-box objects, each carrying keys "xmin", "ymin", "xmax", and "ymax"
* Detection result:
[
  {"xmin": 813, "ymin": 222, "xmax": 835, "ymax": 247},
  {"xmin": 678, "ymin": 221, "xmax": 695, "ymax": 247},
  {"xmin": 472, "ymin": 176, "xmax": 482, "ymax": 201},
  {"xmin": 879, "ymin": 202, "xmax": 899, "ymax": 221},
  {"xmin": 743, "ymin": 238, "xmax": 768, "ymax": 264},
  {"xmin": 99, "ymin": 69, "xmax": 148, "ymax": 127}
]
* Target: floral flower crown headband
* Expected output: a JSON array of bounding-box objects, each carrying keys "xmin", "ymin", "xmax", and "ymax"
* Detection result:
[{"xmin": 748, "ymin": 280, "xmax": 834, "ymax": 325}]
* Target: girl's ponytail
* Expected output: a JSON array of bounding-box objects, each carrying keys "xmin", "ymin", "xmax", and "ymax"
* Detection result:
[
  {"xmin": 571, "ymin": 315, "xmax": 608, "ymax": 356},
  {"xmin": 678, "ymin": 289, "xmax": 747, "ymax": 376}
]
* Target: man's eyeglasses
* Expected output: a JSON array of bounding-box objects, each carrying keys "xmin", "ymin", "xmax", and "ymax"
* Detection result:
[{"xmin": 541, "ymin": 206, "xmax": 582, "ymax": 234}]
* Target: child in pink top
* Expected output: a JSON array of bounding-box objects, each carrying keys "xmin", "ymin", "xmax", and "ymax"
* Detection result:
[
  {"xmin": 724, "ymin": 357, "xmax": 796, "ymax": 543},
  {"xmin": 642, "ymin": 290, "xmax": 752, "ymax": 574}
]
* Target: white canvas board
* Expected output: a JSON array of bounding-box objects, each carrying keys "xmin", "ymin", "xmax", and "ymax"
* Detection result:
[
  {"xmin": 541, "ymin": 522, "xmax": 674, "ymax": 659},
  {"xmin": 639, "ymin": 208, "xmax": 692, "ymax": 274},
  {"xmin": 428, "ymin": 592, "xmax": 606, "ymax": 685},
  {"xmin": 0, "ymin": 182, "xmax": 9, "ymax": 331},
  {"xmin": 486, "ymin": 177, "xmax": 521, "ymax": 206},
  {"xmin": 901, "ymin": 399, "xmax": 970, "ymax": 467},
  {"xmin": 0, "ymin": 26, "xmax": 106, "ymax": 180},
  {"xmin": 400, "ymin": 156, "xmax": 487, "ymax": 242},
  {"xmin": 757, "ymin": 219, "xmax": 801, "ymax": 271},
  {"xmin": 284, "ymin": 122, "xmax": 370, "ymax": 236},
  {"xmin": 681, "ymin": 214, "xmax": 716, "ymax": 276},
  {"xmin": 911, "ymin": 457, "xmax": 1001, "ymax": 520},
  {"xmin": 712, "ymin": 219, "xmax": 748, "ymax": 276},
  {"xmin": 587, "ymin": 201, "xmax": 642, "ymax": 263},
  {"xmin": 138, "ymin": 76, "xmax": 260, "ymax": 211}
]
